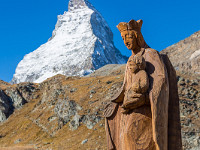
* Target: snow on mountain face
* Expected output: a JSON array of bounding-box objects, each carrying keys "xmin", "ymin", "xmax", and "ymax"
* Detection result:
[{"xmin": 11, "ymin": 0, "xmax": 127, "ymax": 84}]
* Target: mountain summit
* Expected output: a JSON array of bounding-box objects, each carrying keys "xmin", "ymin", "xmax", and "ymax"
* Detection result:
[
  {"xmin": 68, "ymin": 0, "xmax": 94, "ymax": 11},
  {"xmin": 12, "ymin": 0, "xmax": 127, "ymax": 84}
]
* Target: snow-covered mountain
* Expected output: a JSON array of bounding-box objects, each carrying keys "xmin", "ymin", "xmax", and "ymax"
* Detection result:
[{"xmin": 11, "ymin": 0, "xmax": 127, "ymax": 84}]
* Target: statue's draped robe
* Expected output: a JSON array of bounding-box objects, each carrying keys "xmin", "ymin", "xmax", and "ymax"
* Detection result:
[{"xmin": 105, "ymin": 48, "xmax": 182, "ymax": 150}]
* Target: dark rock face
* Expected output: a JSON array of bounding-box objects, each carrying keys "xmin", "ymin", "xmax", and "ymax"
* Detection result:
[
  {"xmin": 0, "ymin": 90, "xmax": 13, "ymax": 122},
  {"xmin": 4, "ymin": 87, "xmax": 26, "ymax": 109},
  {"xmin": 0, "ymin": 82, "xmax": 40, "ymax": 122},
  {"xmin": 17, "ymin": 83, "xmax": 39, "ymax": 101}
]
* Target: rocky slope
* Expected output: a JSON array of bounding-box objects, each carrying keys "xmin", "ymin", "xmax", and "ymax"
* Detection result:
[
  {"xmin": 11, "ymin": 0, "xmax": 127, "ymax": 84},
  {"xmin": 177, "ymin": 72, "xmax": 200, "ymax": 150},
  {"xmin": 160, "ymin": 31, "xmax": 200, "ymax": 76},
  {"xmin": 0, "ymin": 73, "xmax": 124, "ymax": 150},
  {"xmin": 0, "ymin": 63, "xmax": 199, "ymax": 149}
]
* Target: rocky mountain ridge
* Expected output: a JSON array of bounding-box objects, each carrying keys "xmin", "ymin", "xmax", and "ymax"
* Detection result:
[{"xmin": 160, "ymin": 31, "xmax": 200, "ymax": 76}]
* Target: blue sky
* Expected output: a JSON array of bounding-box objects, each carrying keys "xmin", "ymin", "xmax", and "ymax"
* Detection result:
[{"xmin": 0, "ymin": 0, "xmax": 199, "ymax": 82}]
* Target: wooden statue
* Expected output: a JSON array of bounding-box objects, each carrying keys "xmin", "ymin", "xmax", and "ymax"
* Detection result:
[{"xmin": 104, "ymin": 19, "xmax": 182, "ymax": 150}]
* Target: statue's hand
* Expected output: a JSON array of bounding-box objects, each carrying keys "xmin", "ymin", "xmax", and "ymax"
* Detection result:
[
  {"xmin": 123, "ymin": 94, "xmax": 146, "ymax": 110},
  {"xmin": 110, "ymin": 89, "xmax": 124, "ymax": 103}
]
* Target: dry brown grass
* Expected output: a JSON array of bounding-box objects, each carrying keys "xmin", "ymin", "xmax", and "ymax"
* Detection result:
[{"xmin": 0, "ymin": 74, "xmax": 124, "ymax": 150}]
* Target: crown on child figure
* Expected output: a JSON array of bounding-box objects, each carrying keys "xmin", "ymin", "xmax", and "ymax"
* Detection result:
[{"xmin": 117, "ymin": 19, "xmax": 143, "ymax": 32}]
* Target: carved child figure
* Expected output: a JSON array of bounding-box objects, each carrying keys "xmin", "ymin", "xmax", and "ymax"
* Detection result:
[{"xmin": 122, "ymin": 55, "xmax": 149, "ymax": 113}]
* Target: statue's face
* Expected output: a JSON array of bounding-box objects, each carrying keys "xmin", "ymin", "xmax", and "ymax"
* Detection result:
[
  {"xmin": 128, "ymin": 59, "xmax": 138, "ymax": 73},
  {"xmin": 121, "ymin": 30, "xmax": 137, "ymax": 50}
]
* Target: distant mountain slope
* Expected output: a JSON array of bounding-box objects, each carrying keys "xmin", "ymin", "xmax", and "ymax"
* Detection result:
[
  {"xmin": 160, "ymin": 31, "xmax": 200, "ymax": 76},
  {"xmin": 11, "ymin": 0, "xmax": 127, "ymax": 84}
]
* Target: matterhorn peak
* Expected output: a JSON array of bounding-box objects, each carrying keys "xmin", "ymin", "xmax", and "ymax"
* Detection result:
[
  {"xmin": 11, "ymin": 0, "xmax": 127, "ymax": 84},
  {"xmin": 68, "ymin": 0, "xmax": 94, "ymax": 11}
]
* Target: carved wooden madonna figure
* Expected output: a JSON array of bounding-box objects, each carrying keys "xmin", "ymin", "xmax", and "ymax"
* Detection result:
[{"xmin": 104, "ymin": 20, "xmax": 182, "ymax": 150}]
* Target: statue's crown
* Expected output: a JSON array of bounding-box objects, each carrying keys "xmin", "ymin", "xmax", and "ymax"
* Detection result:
[{"xmin": 117, "ymin": 19, "xmax": 143, "ymax": 32}]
